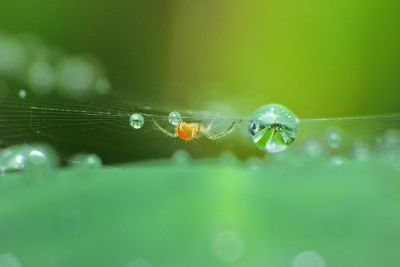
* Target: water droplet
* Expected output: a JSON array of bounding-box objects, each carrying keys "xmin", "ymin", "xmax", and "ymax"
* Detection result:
[
  {"xmin": 330, "ymin": 155, "xmax": 345, "ymax": 166},
  {"xmin": 248, "ymin": 104, "xmax": 299, "ymax": 153},
  {"xmin": 129, "ymin": 113, "xmax": 144, "ymax": 129},
  {"xmin": 383, "ymin": 129, "xmax": 400, "ymax": 148},
  {"xmin": 0, "ymin": 144, "xmax": 58, "ymax": 181},
  {"xmin": 292, "ymin": 251, "xmax": 326, "ymax": 267},
  {"xmin": 171, "ymin": 150, "xmax": 191, "ymax": 164},
  {"xmin": 352, "ymin": 140, "xmax": 369, "ymax": 161},
  {"xmin": 168, "ymin": 111, "xmax": 182, "ymax": 126},
  {"xmin": 18, "ymin": 89, "xmax": 26, "ymax": 99},
  {"xmin": 213, "ymin": 230, "xmax": 245, "ymax": 263},
  {"xmin": 303, "ymin": 139, "xmax": 324, "ymax": 158},
  {"xmin": 58, "ymin": 57, "xmax": 95, "ymax": 95},
  {"xmin": 125, "ymin": 259, "xmax": 152, "ymax": 267},
  {"xmin": 219, "ymin": 151, "xmax": 239, "ymax": 165},
  {"xmin": 69, "ymin": 153, "xmax": 102, "ymax": 168},
  {"xmin": 0, "ymin": 253, "xmax": 21, "ymax": 267},
  {"xmin": 246, "ymin": 156, "xmax": 263, "ymax": 171},
  {"xmin": 326, "ymin": 128, "xmax": 342, "ymax": 149}
]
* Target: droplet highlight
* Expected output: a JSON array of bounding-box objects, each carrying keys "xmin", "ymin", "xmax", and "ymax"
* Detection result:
[{"xmin": 249, "ymin": 104, "xmax": 299, "ymax": 153}]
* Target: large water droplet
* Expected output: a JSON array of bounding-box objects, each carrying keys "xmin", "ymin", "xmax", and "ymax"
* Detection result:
[
  {"xmin": 292, "ymin": 251, "xmax": 326, "ymax": 267},
  {"xmin": 0, "ymin": 253, "xmax": 21, "ymax": 267},
  {"xmin": 249, "ymin": 104, "xmax": 299, "ymax": 153},
  {"xmin": 213, "ymin": 230, "xmax": 245, "ymax": 263},
  {"xmin": 168, "ymin": 111, "xmax": 182, "ymax": 126},
  {"xmin": 0, "ymin": 145, "xmax": 58, "ymax": 182},
  {"xmin": 129, "ymin": 113, "xmax": 144, "ymax": 129},
  {"xmin": 0, "ymin": 144, "xmax": 58, "ymax": 182},
  {"xmin": 125, "ymin": 259, "xmax": 152, "ymax": 267}
]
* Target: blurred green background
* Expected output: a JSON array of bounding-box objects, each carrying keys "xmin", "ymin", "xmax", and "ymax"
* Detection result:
[{"xmin": 0, "ymin": 0, "xmax": 399, "ymax": 116}]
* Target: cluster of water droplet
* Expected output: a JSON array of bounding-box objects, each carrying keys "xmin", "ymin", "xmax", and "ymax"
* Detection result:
[
  {"xmin": 0, "ymin": 143, "xmax": 105, "ymax": 179},
  {"xmin": 0, "ymin": 32, "xmax": 111, "ymax": 98},
  {"xmin": 0, "ymin": 144, "xmax": 58, "ymax": 181}
]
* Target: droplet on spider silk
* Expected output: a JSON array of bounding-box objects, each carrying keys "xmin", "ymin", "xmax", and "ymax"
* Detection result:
[
  {"xmin": 168, "ymin": 111, "xmax": 182, "ymax": 126},
  {"xmin": 129, "ymin": 113, "xmax": 144, "ymax": 129},
  {"xmin": 69, "ymin": 153, "xmax": 102, "ymax": 169},
  {"xmin": 18, "ymin": 89, "xmax": 27, "ymax": 99},
  {"xmin": 248, "ymin": 104, "xmax": 299, "ymax": 153}
]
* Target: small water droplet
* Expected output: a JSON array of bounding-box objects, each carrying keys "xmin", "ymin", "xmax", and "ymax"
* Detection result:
[
  {"xmin": 330, "ymin": 155, "xmax": 345, "ymax": 166},
  {"xmin": 383, "ymin": 129, "xmax": 400, "ymax": 148},
  {"xmin": 213, "ymin": 230, "xmax": 245, "ymax": 263},
  {"xmin": 168, "ymin": 111, "xmax": 182, "ymax": 126},
  {"xmin": 0, "ymin": 253, "xmax": 21, "ymax": 267},
  {"xmin": 18, "ymin": 89, "xmax": 26, "ymax": 99},
  {"xmin": 326, "ymin": 127, "xmax": 342, "ymax": 149},
  {"xmin": 292, "ymin": 250, "xmax": 326, "ymax": 267},
  {"xmin": 246, "ymin": 156, "xmax": 263, "ymax": 171},
  {"xmin": 219, "ymin": 151, "xmax": 240, "ymax": 165},
  {"xmin": 352, "ymin": 140, "xmax": 369, "ymax": 161},
  {"xmin": 248, "ymin": 104, "xmax": 299, "ymax": 153},
  {"xmin": 125, "ymin": 259, "xmax": 152, "ymax": 267},
  {"xmin": 129, "ymin": 113, "xmax": 144, "ymax": 129},
  {"xmin": 303, "ymin": 139, "xmax": 324, "ymax": 158},
  {"xmin": 171, "ymin": 150, "xmax": 191, "ymax": 164},
  {"xmin": 69, "ymin": 153, "xmax": 102, "ymax": 168}
]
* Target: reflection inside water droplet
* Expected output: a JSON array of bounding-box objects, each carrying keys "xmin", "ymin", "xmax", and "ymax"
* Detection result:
[
  {"xmin": 248, "ymin": 104, "xmax": 299, "ymax": 153},
  {"xmin": 129, "ymin": 113, "xmax": 144, "ymax": 129}
]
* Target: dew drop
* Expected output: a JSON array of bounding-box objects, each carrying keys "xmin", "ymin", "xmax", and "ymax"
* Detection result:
[
  {"xmin": 129, "ymin": 113, "xmax": 144, "ymax": 129},
  {"xmin": 292, "ymin": 250, "xmax": 326, "ymax": 267},
  {"xmin": 168, "ymin": 111, "xmax": 182, "ymax": 126},
  {"xmin": 125, "ymin": 259, "xmax": 152, "ymax": 267},
  {"xmin": 326, "ymin": 127, "xmax": 342, "ymax": 149},
  {"xmin": 171, "ymin": 150, "xmax": 191, "ymax": 164},
  {"xmin": 248, "ymin": 104, "xmax": 299, "ymax": 153},
  {"xmin": 0, "ymin": 253, "xmax": 21, "ymax": 267},
  {"xmin": 330, "ymin": 155, "xmax": 345, "ymax": 166},
  {"xmin": 213, "ymin": 230, "xmax": 245, "ymax": 263},
  {"xmin": 18, "ymin": 89, "xmax": 26, "ymax": 99},
  {"xmin": 219, "ymin": 151, "xmax": 239, "ymax": 165},
  {"xmin": 0, "ymin": 144, "xmax": 58, "ymax": 181},
  {"xmin": 303, "ymin": 139, "xmax": 325, "ymax": 158},
  {"xmin": 69, "ymin": 153, "xmax": 102, "ymax": 168},
  {"xmin": 352, "ymin": 140, "xmax": 369, "ymax": 161},
  {"xmin": 383, "ymin": 129, "xmax": 400, "ymax": 148}
]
